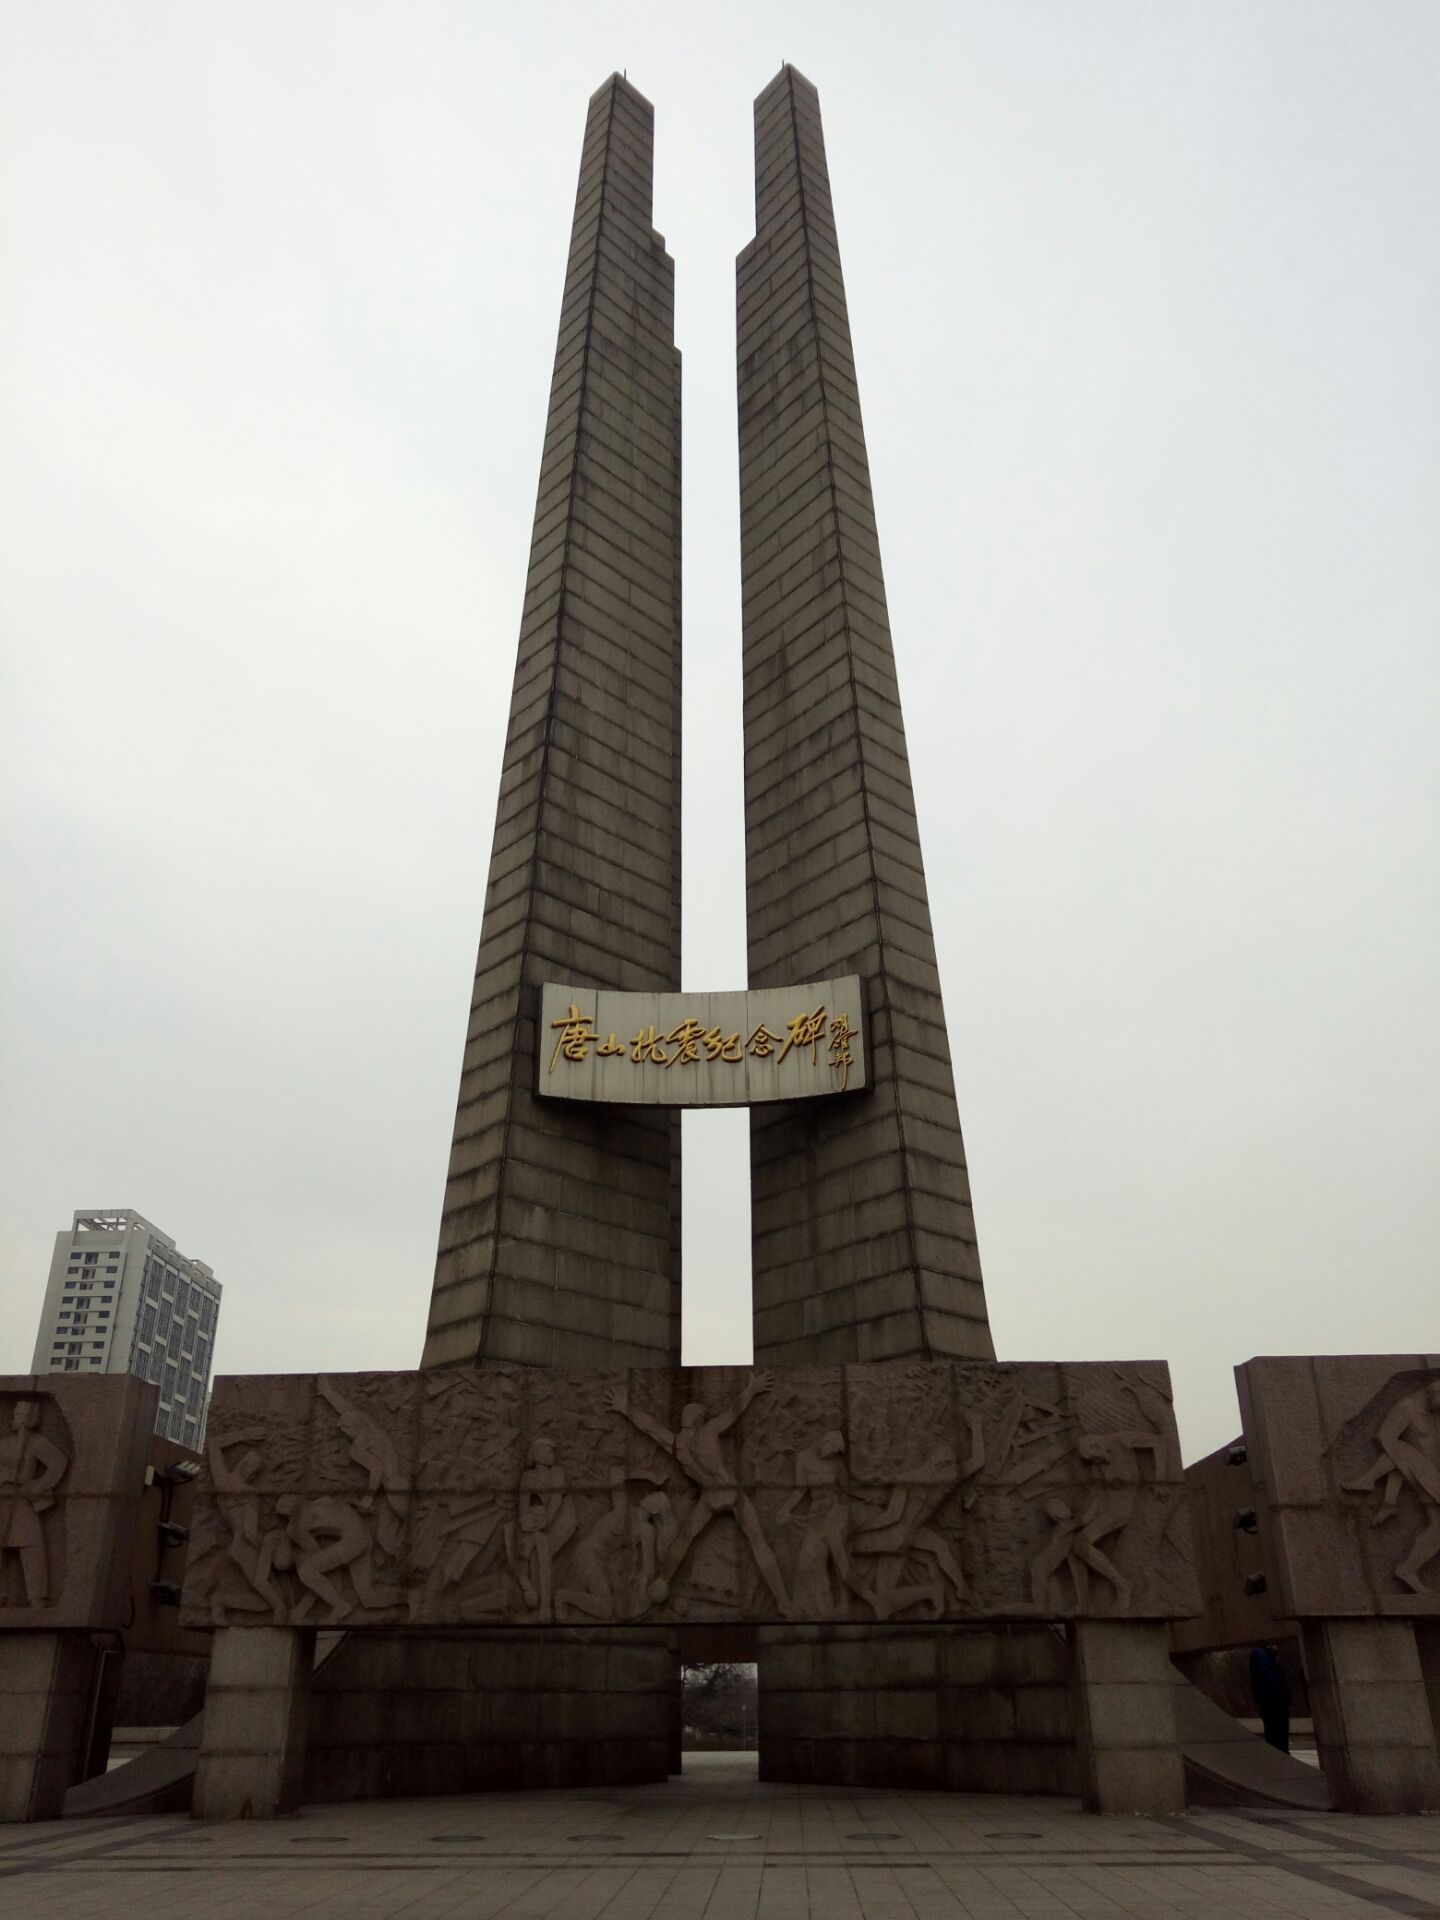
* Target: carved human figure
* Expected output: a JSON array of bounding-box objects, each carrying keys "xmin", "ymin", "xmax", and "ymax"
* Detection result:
[
  {"xmin": 1342, "ymin": 1375, "xmax": 1440, "ymax": 1593},
  {"xmin": 407, "ymin": 1497, "xmax": 509, "ymax": 1622},
  {"xmin": 318, "ymin": 1378, "xmax": 409, "ymax": 1558},
  {"xmin": 0, "ymin": 1400, "xmax": 68, "ymax": 1607},
  {"xmin": 1029, "ymin": 1428, "xmax": 1165, "ymax": 1612},
  {"xmin": 634, "ymin": 1488, "xmax": 677, "ymax": 1608},
  {"xmin": 515, "ymin": 1437, "xmax": 577, "ymax": 1622},
  {"xmin": 553, "ymin": 1468, "xmax": 668, "ymax": 1622},
  {"xmin": 201, "ymin": 1428, "xmax": 289, "ymax": 1623},
  {"xmin": 849, "ymin": 1415, "xmax": 984, "ymax": 1619},
  {"xmin": 277, "ymin": 1493, "xmax": 402, "ymax": 1623},
  {"xmin": 603, "ymin": 1373, "xmax": 789, "ymax": 1613},
  {"xmin": 777, "ymin": 1430, "xmax": 879, "ymax": 1618}
]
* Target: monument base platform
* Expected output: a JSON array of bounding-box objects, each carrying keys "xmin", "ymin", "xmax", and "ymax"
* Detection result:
[
  {"xmin": 758, "ymin": 1621, "xmax": 1187, "ymax": 1814},
  {"xmin": 758, "ymin": 1625, "xmax": 1079, "ymax": 1796},
  {"xmin": 194, "ymin": 1626, "xmax": 675, "ymax": 1816},
  {"xmin": 303, "ymin": 1628, "xmax": 675, "ymax": 1805}
]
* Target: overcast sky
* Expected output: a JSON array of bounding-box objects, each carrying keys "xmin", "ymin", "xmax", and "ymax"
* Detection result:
[{"xmin": 3, "ymin": 2, "xmax": 1436, "ymax": 1463}]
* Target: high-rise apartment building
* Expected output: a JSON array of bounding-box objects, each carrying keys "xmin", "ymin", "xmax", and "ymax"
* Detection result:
[{"xmin": 30, "ymin": 1208, "xmax": 222, "ymax": 1447}]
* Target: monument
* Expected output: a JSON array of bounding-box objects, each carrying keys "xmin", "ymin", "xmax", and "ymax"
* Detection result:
[
  {"xmin": 164, "ymin": 68, "xmax": 1200, "ymax": 1821},
  {"xmin": 2, "ymin": 68, "xmax": 1434, "ymax": 1825}
]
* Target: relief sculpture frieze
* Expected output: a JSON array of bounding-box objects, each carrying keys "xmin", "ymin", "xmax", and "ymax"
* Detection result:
[
  {"xmin": 1237, "ymin": 1355, "xmax": 1440, "ymax": 1617},
  {"xmin": 181, "ymin": 1361, "xmax": 1199, "ymax": 1630}
]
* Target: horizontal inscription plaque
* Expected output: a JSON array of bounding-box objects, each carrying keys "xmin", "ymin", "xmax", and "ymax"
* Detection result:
[{"xmin": 536, "ymin": 977, "xmax": 867, "ymax": 1107}]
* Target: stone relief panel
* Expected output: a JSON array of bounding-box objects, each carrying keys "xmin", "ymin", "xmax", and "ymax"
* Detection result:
[
  {"xmin": 1337, "ymin": 1369, "xmax": 1440, "ymax": 1597},
  {"xmin": 183, "ymin": 1361, "xmax": 1199, "ymax": 1630},
  {"xmin": 0, "ymin": 1394, "xmax": 72, "ymax": 1610},
  {"xmin": 0, "ymin": 1374, "xmax": 154, "ymax": 1631},
  {"xmin": 1239, "ymin": 1355, "xmax": 1440, "ymax": 1616}
]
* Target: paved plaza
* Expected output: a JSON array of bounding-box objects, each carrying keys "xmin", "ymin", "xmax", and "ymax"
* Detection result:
[{"xmin": 3, "ymin": 1754, "xmax": 1438, "ymax": 1919}]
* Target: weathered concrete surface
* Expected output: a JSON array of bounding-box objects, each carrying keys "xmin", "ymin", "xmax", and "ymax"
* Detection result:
[
  {"xmin": 193, "ymin": 1626, "xmax": 314, "ymax": 1819},
  {"xmin": 1302, "ymin": 1618, "xmax": 1440, "ymax": 1814},
  {"xmin": 304, "ymin": 1628, "xmax": 672, "ymax": 1802},
  {"xmin": 1170, "ymin": 1437, "xmax": 1300, "ymax": 1657},
  {"xmin": 0, "ymin": 1632, "xmax": 95, "ymax": 1821},
  {"xmin": 425, "ymin": 72, "xmax": 682, "ymax": 1373},
  {"xmin": 182, "ymin": 1361, "xmax": 1197, "ymax": 1632},
  {"xmin": 757, "ymin": 1624, "xmax": 1079, "ymax": 1795},
  {"xmin": 737, "ymin": 68, "xmax": 993, "ymax": 1368},
  {"xmin": 1070, "ymin": 1620, "xmax": 1185, "ymax": 1815}
]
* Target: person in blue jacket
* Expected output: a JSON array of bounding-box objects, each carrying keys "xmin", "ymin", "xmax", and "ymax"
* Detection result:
[{"xmin": 1249, "ymin": 1643, "xmax": 1292, "ymax": 1753}]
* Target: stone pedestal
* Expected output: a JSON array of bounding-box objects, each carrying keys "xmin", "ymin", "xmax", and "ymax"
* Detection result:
[
  {"xmin": 303, "ymin": 1629, "xmax": 672, "ymax": 1802},
  {"xmin": 0, "ymin": 1632, "xmax": 95, "ymax": 1821},
  {"xmin": 1070, "ymin": 1620, "xmax": 1185, "ymax": 1815},
  {"xmin": 193, "ymin": 1627, "xmax": 313, "ymax": 1819},
  {"xmin": 184, "ymin": 1360, "xmax": 1197, "ymax": 1814},
  {"xmin": 758, "ymin": 1626, "xmax": 1078, "ymax": 1794},
  {"xmin": 1302, "ymin": 1619, "xmax": 1440, "ymax": 1814}
]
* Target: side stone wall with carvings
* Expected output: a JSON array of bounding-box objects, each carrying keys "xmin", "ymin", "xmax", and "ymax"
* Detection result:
[
  {"xmin": 0, "ymin": 1374, "xmax": 157, "ymax": 1820},
  {"xmin": 1237, "ymin": 1354, "xmax": 1440, "ymax": 1814}
]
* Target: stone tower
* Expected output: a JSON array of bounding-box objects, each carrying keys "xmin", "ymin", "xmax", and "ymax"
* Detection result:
[
  {"xmin": 424, "ymin": 73, "xmax": 683, "ymax": 1372},
  {"xmin": 738, "ymin": 67, "xmax": 994, "ymax": 1366}
]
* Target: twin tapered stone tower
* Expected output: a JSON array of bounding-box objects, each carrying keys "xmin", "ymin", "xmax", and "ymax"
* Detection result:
[
  {"xmin": 15, "ymin": 70, "xmax": 1428, "ymax": 1832},
  {"xmin": 428, "ymin": 66, "xmax": 990, "ymax": 1381}
]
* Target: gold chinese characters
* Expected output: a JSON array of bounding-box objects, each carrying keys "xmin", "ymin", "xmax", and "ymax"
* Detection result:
[{"xmin": 549, "ymin": 1005, "xmax": 856, "ymax": 1087}]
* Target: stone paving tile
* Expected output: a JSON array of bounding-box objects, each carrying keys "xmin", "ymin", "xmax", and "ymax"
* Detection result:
[{"xmin": 1, "ymin": 1753, "xmax": 1438, "ymax": 1917}]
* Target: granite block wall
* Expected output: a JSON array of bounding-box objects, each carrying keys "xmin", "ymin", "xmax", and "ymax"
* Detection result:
[
  {"xmin": 425, "ymin": 73, "xmax": 682, "ymax": 1372},
  {"xmin": 737, "ymin": 68, "xmax": 993, "ymax": 1366},
  {"xmin": 304, "ymin": 1629, "xmax": 673, "ymax": 1800},
  {"xmin": 757, "ymin": 1624, "xmax": 1077, "ymax": 1794}
]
